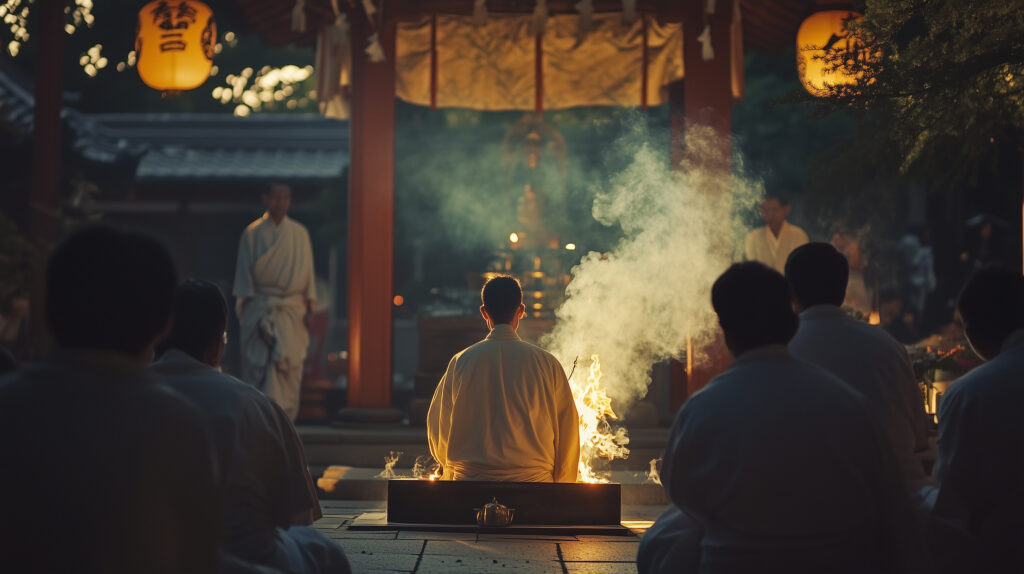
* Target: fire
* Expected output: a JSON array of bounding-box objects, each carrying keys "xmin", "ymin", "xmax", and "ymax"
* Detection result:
[{"xmin": 569, "ymin": 354, "xmax": 630, "ymax": 483}]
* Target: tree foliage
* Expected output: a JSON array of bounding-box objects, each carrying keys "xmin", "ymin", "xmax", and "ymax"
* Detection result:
[{"xmin": 824, "ymin": 0, "xmax": 1024, "ymax": 176}]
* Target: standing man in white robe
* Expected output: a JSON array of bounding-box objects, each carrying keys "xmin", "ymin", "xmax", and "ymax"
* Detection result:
[
  {"xmin": 744, "ymin": 194, "xmax": 809, "ymax": 274},
  {"xmin": 638, "ymin": 263, "xmax": 917, "ymax": 574},
  {"xmin": 786, "ymin": 243, "xmax": 932, "ymax": 491},
  {"xmin": 929, "ymin": 267, "xmax": 1024, "ymax": 572},
  {"xmin": 427, "ymin": 275, "xmax": 579, "ymax": 482},
  {"xmin": 153, "ymin": 280, "xmax": 349, "ymax": 574},
  {"xmin": 234, "ymin": 183, "xmax": 317, "ymax": 420}
]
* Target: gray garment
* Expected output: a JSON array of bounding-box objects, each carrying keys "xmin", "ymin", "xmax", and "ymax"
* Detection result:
[
  {"xmin": 0, "ymin": 350, "xmax": 221, "ymax": 574},
  {"xmin": 646, "ymin": 345, "xmax": 916, "ymax": 573},
  {"xmin": 152, "ymin": 350, "xmax": 347, "ymax": 573},
  {"xmin": 931, "ymin": 329, "xmax": 1024, "ymax": 572},
  {"xmin": 789, "ymin": 305, "xmax": 931, "ymax": 488}
]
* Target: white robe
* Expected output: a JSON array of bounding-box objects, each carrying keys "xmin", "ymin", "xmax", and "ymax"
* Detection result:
[
  {"xmin": 931, "ymin": 329, "xmax": 1024, "ymax": 572},
  {"xmin": 151, "ymin": 350, "xmax": 350, "ymax": 574},
  {"xmin": 743, "ymin": 221, "xmax": 809, "ymax": 274},
  {"xmin": 233, "ymin": 213, "xmax": 317, "ymax": 420},
  {"xmin": 789, "ymin": 305, "xmax": 932, "ymax": 489},
  {"xmin": 427, "ymin": 324, "xmax": 580, "ymax": 483},
  {"xmin": 639, "ymin": 345, "xmax": 914, "ymax": 574}
]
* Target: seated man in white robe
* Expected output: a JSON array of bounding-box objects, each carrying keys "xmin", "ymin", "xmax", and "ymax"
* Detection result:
[
  {"xmin": 427, "ymin": 275, "xmax": 579, "ymax": 482},
  {"xmin": 153, "ymin": 280, "xmax": 349, "ymax": 574},
  {"xmin": 786, "ymin": 243, "xmax": 932, "ymax": 492},
  {"xmin": 929, "ymin": 267, "xmax": 1024, "ymax": 572},
  {"xmin": 233, "ymin": 184, "xmax": 317, "ymax": 420},
  {"xmin": 639, "ymin": 262, "xmax": 917, "ymax": 574}
]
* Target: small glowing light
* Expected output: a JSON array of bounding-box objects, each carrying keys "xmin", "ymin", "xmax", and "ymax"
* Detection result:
[
  {"xmin": 532, "ymin": 291, "xmax": 544, "ymax": 299},
  {"xmin": 868, "ymin": 311, "xmax": 881, "ymax": 325},
  {"xmin": 532, "ymin": 303, "xmax": 543, "ymax": 310},
  {"xmin": 224, "ymin": 31, "xmax": 236, "ymax": 42},
  {"xmin": 393, "ymin": 295, "xmax": 405, "ymax": 306},
  {"xmin": 565, "ymin": 243, "xmax": 577, "ymax": 251},
  {"xmin": 233, "ymin": 105, "xmax": 251, "ymax": 117},
  {"xmin": 509, "ymin": 232, "xmax": 520, "ymax": 244}
]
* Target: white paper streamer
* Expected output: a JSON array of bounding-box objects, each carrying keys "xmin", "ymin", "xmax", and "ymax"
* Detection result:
[
  {"xmin": 366, "ymin": 32, "xmax": 385, "ymax": 62},
  {"xmin": 291, "ymin": 0, "xmax": 307, "ymax": 33},
  {"xmin": 362, "ymin": 0, "xmax": 377, "ymax": 18},
  {"xmin": 697, "ymin": 23, "xmax": 714, "ymax": 61},
  {"xmin": 531, "ymin": 0, "xmax": 548, "ymax": 36},
  {"xmin": 473, "ymin": 0, "xmax": 488, "ymax": 26}
]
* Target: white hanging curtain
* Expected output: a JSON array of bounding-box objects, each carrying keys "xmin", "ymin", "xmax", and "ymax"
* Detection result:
[{"xmin": 394, "ymin": 13, "xmax": 683, "ymax": 111}]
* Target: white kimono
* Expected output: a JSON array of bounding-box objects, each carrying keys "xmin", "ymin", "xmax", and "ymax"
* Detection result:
[
  {"xmin": 427, "ymin": 324, "xmax": 580, "ymax": 483},
  {"xmin": 639, "ymin": 346, "xmax": 914, "ymax": 574},
  {"xmin": 743, "ymin": 221, "xmax": 809, "ymax": 274},
  {"xmin": 930, "ymin": 329, "xmax": 1024, "ymax": 572},
  {"xmin": 151, "ymin": 350, "xmax": 349, "ymax": 574},
  {"xmin": 789, "ymin": 305, "xmax": 932, "ymax": 489},
  {"xmin": 233, "ymin": 213, "xmax": 317, "ymax": 420}
]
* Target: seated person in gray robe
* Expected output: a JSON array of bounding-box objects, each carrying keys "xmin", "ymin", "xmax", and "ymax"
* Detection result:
[
  {"xmin": 152, "ymin": 279, "xmax": 349, "ymax": 574},
  {"xmin": 0, "ymin": 225, "xmax": 222, "ymax": 574},
  {"xmin": 638, "ymin": 262, "xmax": 918, "ymax": 574},
  {"xmin": 930, "ymin": 267, "xmax": 1024, "ymax": 572},
  {"xmin": 786, "ymin": 243, "xmax": 932, "ymax": 493}
]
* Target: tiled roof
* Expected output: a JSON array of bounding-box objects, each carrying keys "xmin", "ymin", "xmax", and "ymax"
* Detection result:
[{"xmin": 0, "ymin": 65, "xmax": 349, "ymax": 183}]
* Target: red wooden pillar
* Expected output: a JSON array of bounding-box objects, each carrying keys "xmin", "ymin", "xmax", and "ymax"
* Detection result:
[
  {"xmin": 28, "ymin": 0, "xmax": 65, "ymax": 355},
  {"xmin": 347, "ymin": 14, "xmax": 396, "ymax": 408},
  {"xmin": 670, "ymin": 0, "xmax": 735, "ymax": 410}
]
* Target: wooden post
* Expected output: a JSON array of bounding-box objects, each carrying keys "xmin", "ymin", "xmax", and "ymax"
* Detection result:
[
  {"xmin": 670, "ymin": 0, "xmax": 735, "ymax": 411},
  {"xmin": 28, "ymin": 0, "xmax": 65, "ymax": 355},
  {"xmin": 347, "ymin": 13, "xmax": 396, "ymax": 408}
]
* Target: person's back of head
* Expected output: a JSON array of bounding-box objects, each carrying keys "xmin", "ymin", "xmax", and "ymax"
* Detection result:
[
  {"xmin": 785, "ymin": 242, "xmax": 849, "ymax": 310},
  {"xmin": 712, "ymin": 262, "xmax": 799, "ymax": 356},
  {"xmin": 957, "ymin": 266, "xmax": 1024, "ymax": 361},
  {"xmin": 158, "ymin": 279, "xmax": 228, "ymax": 366},
  {"xmin": 47, "ymin": 224, "xmax": 178, "ymax": 358},
  {"xmin": 481, "ymin": 274, "xmax": 524, "ymax": 325}
]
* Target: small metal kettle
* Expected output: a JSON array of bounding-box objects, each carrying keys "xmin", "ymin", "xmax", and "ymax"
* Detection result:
[{"xmin": 475, "ymin": 497, "xmax": 515, "ymax": 526}]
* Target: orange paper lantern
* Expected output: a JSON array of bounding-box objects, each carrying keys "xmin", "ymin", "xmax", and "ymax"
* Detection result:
[
  {"xmin": 136, "ymin": 0, "xmax": 216, "ymax": 92},
  {"xmin": 796, "ymin": 11, "xmax": 868, "ymax": 97}
]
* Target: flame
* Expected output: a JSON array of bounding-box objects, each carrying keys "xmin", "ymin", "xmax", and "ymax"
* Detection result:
[
  {"xmin": 412, "ymin": 455, "xmax": 442, "ymax": 481},
  {"xmin": 377, "ymin": 451, "xmax": 403, "ymax": 479},
  {"xmin": 647, "ymin": 457, "xmax": 662, "ymax": 486},
  {"xmin": 569, "ymin": 354, "xmax": 630, "ymax": 483}
]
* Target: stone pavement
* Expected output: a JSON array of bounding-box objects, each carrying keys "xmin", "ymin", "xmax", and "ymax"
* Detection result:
[{"xmin": 315, "ymin": 500, "xmax": 666, "ymax": 573}]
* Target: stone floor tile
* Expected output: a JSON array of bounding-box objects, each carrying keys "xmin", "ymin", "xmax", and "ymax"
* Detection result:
[
  {"xmin": 396, "ymin": 531, "xmax": 477, "ymax": 540},
  {"xmin": 423, "ymin": 540, "xmax": 559, "ymax": 561},
  {"xmin": 477, "ymin": 533, "xmax": 578, "ymax": 541},
  {"xmin": 574, "ymin": 534, "xmax": 641, "ymax": 541},
  {"xmin": 323, "ymin": 530, "xmax": 399, "ymax": 539},
  {"xmin": 560, "ymin": 541, "xmax": 640, "ymax": 562},
  {"xmin": 565, "ymin": 562, "xmax": 637, "ymax": 574},
  {"xmin": 333, "ymin": 539, "xmax": 424, "ymax": 556},
  {"xmin": 416, "ymin": 556, "xmax": 562, "ymax": 573},
  {"xmin": 344, "ymin": 552, "xmax": 419, "ymax": 572}
]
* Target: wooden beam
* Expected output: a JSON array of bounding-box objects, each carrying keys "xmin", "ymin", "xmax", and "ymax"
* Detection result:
[{"xmin": 347, "ymin": 10, "xmax": 396, "ymax": 408}]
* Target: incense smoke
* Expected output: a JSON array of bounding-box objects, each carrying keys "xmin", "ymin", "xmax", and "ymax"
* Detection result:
[{"xmin": 544, "ymin": 122, "xmax": 762, "ymax": 412}]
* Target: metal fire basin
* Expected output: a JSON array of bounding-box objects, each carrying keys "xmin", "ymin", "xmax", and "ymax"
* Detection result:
[{"xmin": 386, "ymin": 479, "xmax": 621, "ymax": 526}]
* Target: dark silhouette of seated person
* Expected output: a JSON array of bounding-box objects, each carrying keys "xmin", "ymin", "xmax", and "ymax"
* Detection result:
[
  {"xmin": 638, "ymin": 262, "xmax": 917, "ymax": 574},
  {"xmin": 786, "ymin": 243, "xmax": 932, "ymax": 492},
  {"xmin": 152, "ymin": 279, "xmax": 350, "ymax": 574},
  {"xmin": 930, "ymin": 267, "xmax": 1024, "ymax": 572},
  {"xmin": 0, "ymin": 226, "xmax": 221, "ymax": 574}
]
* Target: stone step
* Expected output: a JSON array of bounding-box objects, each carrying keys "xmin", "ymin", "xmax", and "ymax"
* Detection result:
[
  {"xmin": 310, "ymin": 465, "xmax": 669, "ymax": 506},
  {"xmin": 297, "ymin": 425, "xmax": 671, "ymax": 471}
]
